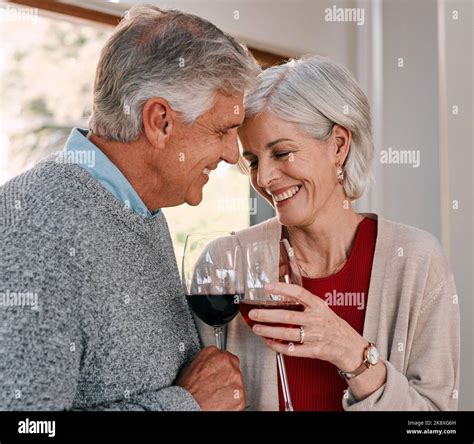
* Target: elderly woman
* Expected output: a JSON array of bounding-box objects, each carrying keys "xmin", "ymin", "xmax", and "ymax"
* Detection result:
[{"xmin": 196, "ymin": 55, "xmax": 459, "ymax": 411}]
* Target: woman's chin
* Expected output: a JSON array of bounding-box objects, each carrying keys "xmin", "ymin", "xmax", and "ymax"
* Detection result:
[
  {"xmin": 257, "ymin": 192, "xmax": 307, "ymax": 226},
  {"xmin": 275, "ymin": 205, "xmax": 306, "ymax": 227}
]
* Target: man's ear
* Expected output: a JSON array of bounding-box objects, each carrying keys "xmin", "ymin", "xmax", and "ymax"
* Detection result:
[
  {"xmin": 332, "ymin": 124, "xmax": 352, "ymax": 164},
  {"xmin": 142, "ymin": 97, "xmax": 174, "ymax": 149}
]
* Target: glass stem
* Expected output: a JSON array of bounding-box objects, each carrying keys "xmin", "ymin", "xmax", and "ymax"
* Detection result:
[
  {"xmin": 214, "ymin": 326, "xmax": 224, "ymax": 350},
  {"xmin": 277, "ymin": 352, "xmax": 294, "ymax": 411}
]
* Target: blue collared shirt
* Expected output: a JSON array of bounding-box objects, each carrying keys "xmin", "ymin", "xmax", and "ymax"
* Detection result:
[{"xmin": 62, "ymin": 128, "xmax": 159, "ymax": 218}]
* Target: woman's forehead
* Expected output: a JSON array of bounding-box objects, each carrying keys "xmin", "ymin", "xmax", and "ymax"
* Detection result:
[{"xmin": 239, "ymin": 114, "xmax": 307, "ymax": 152}]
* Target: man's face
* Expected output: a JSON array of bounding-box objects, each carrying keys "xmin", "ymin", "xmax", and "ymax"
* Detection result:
[{"xmin": 161, "ymin": 92, "xmax": 244, "ymax": 207}]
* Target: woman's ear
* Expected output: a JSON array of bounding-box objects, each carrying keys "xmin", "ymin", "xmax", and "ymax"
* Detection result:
[
  {"xmin": 142, "ymin": 97, "xmax": 174, "ymax": 149},
  {"xmin": 332, "ymin": 124, "xmax": 352, "ymax": 164}
]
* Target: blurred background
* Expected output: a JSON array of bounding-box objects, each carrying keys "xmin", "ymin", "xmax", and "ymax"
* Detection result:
[{"xmin": 0, "ymin": 0, "xmax": 472, "ymax": 409}]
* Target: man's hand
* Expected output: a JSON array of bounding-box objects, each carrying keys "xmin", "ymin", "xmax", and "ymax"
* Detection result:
[{"xmin": 176, "ymin": 346, "xmax": 246, "ymax": 411}]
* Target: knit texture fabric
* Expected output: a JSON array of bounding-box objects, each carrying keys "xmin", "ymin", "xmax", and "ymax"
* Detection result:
[{"xmin": 0, "ymin": 156, "xmax": 201, "ymax": 411}]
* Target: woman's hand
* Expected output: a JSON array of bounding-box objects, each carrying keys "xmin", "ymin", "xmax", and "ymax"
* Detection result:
[{"xmin": 248, "ymin": 282, "xmax": 367, "ymax": 372}]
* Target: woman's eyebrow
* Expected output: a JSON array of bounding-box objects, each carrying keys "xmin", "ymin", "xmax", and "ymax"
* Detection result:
[{"xmin": 266, "ymin": 138, "xmax": 293, "ymax": 148}]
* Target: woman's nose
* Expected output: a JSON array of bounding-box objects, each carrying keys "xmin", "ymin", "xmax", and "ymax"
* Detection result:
[{"xmin": 256, "ymin": 161, "xmax": 279, "ymax": 189}]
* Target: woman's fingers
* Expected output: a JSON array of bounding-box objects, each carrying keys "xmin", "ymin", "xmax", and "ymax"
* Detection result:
[
  {"xmin": 248, "ymin": 308, "xmax": 305, "ymax": 326},
  {"xmin": 263, "ymin": 338, "xmax": 308, "ymax": 357},
  {"xmin": 265, "ymin": 282, "xmax": 324, "ymax": 308},
  {"xmin": 252, "ymin": 324, "xmax": 300, "ymax": 342}
]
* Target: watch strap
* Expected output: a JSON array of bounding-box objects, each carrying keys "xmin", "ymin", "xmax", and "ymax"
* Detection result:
[{"xmin": 337, "ymin": 342, "xmax": 376, "ymax": 380}]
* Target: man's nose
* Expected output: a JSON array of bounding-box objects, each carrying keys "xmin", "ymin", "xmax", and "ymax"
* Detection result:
[{"xmin": 221, "ymin": 135, "xmax": 240, "ymax": 165}]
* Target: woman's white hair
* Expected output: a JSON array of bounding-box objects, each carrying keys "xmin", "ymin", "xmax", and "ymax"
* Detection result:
[
  {"xmin": 242, "ymin": 55, "xmax": 374, "ymax": 200},
  {"xmin": 89, "ymin": 5, "xmax": 260, "ymax": 142}
]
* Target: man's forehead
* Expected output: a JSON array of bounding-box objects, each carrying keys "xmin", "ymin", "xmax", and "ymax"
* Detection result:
[
  {"xmin": 214, "ymin": 90, "xmax": 244, "ymax": 106},
  {"xmin": 200, "ymin": 92, "xmax": 244, "ymax": 126},
  {"xmin": 212, "ymin": 109, "xmax": 244, "ymax": 128},
  {"xmin": 214, "ymin": 114, "xmax": 244, "ymax": 127},
  {"xmin": 215, "ymin": 92, "xmax": 243, "ymax": 110}
]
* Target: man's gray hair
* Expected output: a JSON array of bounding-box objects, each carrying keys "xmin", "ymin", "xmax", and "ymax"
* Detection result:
[
  {"xmin": 89, "ymin": 5, "xmax": 260, "ymax": 142},
  {"xmin": 243, "ymin": 55, "xmax": 374, "ymax": 201}
]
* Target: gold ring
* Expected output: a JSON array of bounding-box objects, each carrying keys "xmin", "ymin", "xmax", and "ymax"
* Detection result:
[{"xmin": 299, "ymin": 326, "xmax": 305, "ymax": 344}]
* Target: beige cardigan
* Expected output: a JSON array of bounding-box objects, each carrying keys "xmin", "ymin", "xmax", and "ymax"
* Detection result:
[{"xmin": 195, "ymin": 213, "xmax": 460, "ymax": 411}]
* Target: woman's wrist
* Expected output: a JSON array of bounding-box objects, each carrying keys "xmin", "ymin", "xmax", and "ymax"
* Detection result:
[
  {"xmin": 336, "ymin": 335, "xmax": 368, "ymax": 372},
  {"xmin": 334, "ymin": 335, "xmax": 387, "ymax": 402},
  {"xmin": 347, "ymin": 360, "xmax": 387, "ymax": 401}
]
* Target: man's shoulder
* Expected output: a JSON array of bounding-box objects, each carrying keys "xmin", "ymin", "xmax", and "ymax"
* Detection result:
[
  {"xmin": 0, "ymin": 157, "xmax": 93, "ymax": 232},
  {"xmin": 1, "ymin": 156, "xmax": 81, "ymax": 200}
]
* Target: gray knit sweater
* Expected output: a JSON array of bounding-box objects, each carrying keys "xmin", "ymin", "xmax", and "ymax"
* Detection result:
[{"xmin": 0, "ymin": 157, "xmax": 201, "ymax": 411}]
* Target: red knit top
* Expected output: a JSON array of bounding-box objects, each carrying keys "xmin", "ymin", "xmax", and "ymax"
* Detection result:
[{"xmin": 279, "ymin": 217, "xmax": 377, "ymax": 411}]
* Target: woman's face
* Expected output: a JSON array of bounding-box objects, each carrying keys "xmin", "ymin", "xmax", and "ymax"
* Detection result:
[{"xmin": 238, "ymin": 112, "xmax": 343, "ymax": 227}]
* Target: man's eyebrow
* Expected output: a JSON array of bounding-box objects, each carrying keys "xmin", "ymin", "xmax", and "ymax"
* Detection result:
[
  {"xmin": 267, "ymin": 138, "xmax": 293, "ymax": 149},
  {"xmin": 218, "ymin": 123, "xmax": 242, "ymax": 131},
  {"xmin": 242, "ymin": 151, "xmax": 255, "ymax": 157}
]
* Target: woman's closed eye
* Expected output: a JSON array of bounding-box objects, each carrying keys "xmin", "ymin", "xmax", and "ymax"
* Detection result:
[
  {"xmin": 273, "ymin": 151, "xmax": 292, "ymax": 160},
  {"xmin": 247, "ymin": 152, "xmax": 293, "ymax": 170}
]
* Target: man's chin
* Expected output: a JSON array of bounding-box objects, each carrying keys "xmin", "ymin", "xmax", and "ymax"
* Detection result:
[{"xmin": 185, "ymin": 191, "xmax": 204, "ymax": 207}]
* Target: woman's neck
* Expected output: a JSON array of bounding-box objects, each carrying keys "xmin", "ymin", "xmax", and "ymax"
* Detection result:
[{"xmin": 286, "ymin": 205, "xmax": 365, "ymax": 278}]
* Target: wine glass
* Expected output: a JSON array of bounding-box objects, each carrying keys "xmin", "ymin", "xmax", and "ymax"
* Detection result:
[
  {"xmin": 239, "ymin": 238, "xmax": 304, "ymax": 412},
  {"xmin": 182, "ymin": 232, "xmax": 244, "ymax": 350}
]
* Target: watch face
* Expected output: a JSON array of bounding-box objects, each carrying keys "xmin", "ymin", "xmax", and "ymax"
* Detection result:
[{"xmin": 367, "ymin": 346, "xmax": 379, "ymax": 365}]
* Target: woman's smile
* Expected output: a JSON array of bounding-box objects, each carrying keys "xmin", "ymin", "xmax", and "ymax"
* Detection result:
[{"xmin": 269, "ymin": 184, "xmax": 303, "ymax": 207}]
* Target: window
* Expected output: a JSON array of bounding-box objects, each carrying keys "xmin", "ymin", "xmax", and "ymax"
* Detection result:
[{"xmin": 0, "ymin": 9, "xmax": 109, "ymax": 181}]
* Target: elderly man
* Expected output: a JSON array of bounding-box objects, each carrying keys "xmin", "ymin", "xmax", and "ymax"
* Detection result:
[{"xmin": 0, "ymin": 6, "xmax": 260, "ymax": 411}]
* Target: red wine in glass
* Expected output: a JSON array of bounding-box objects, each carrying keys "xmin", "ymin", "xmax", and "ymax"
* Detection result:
[
  {"xmin": 186, "ymin": 293, "xmax": 242, "ymax": 326},
  {"xmin": 239, "ymin": 299, "xmax": 304, "ymax": 329},
  {"xmin": 182, "ymin": 232, "xmax": 244, "ymax": 349},
  {"xmin": 242, "ymin": 238, "xmax": 303, "ymax": 411}
]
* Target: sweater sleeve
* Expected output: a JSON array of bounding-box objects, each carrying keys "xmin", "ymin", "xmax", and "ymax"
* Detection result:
[
  {"xmin": 74, "ymin": 387, "xmax": 200, "ymax": 411},
  {"xmin": 0, "ymin": 222, "xmax": 82, "ymax": 410},
  {"xmin": 0, "ymin": 269, "xmax": 200, "ymax": 411},
  {"xmin": 343, "ymin": 274, "xmax": 460, "ymax": 411},
  {"xmin": 0, "ymin": 230, "xmax": 200, "ymax": 412}
]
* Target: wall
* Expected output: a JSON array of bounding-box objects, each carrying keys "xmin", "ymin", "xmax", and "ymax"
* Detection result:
[{"xmin": 441, "ymin": 0, "xmax": 473, "ymax": 412}]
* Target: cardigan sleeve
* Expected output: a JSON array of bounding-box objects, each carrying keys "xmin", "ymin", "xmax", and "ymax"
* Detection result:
[{"xmin": 343, "ymin": 274, "xmax": 460, "ymax": 411}]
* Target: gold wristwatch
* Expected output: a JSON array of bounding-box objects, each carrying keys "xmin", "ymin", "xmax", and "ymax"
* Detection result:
[{"xmin": 337, "ymin": 342, "xmax": 379, "ymax": 380}]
